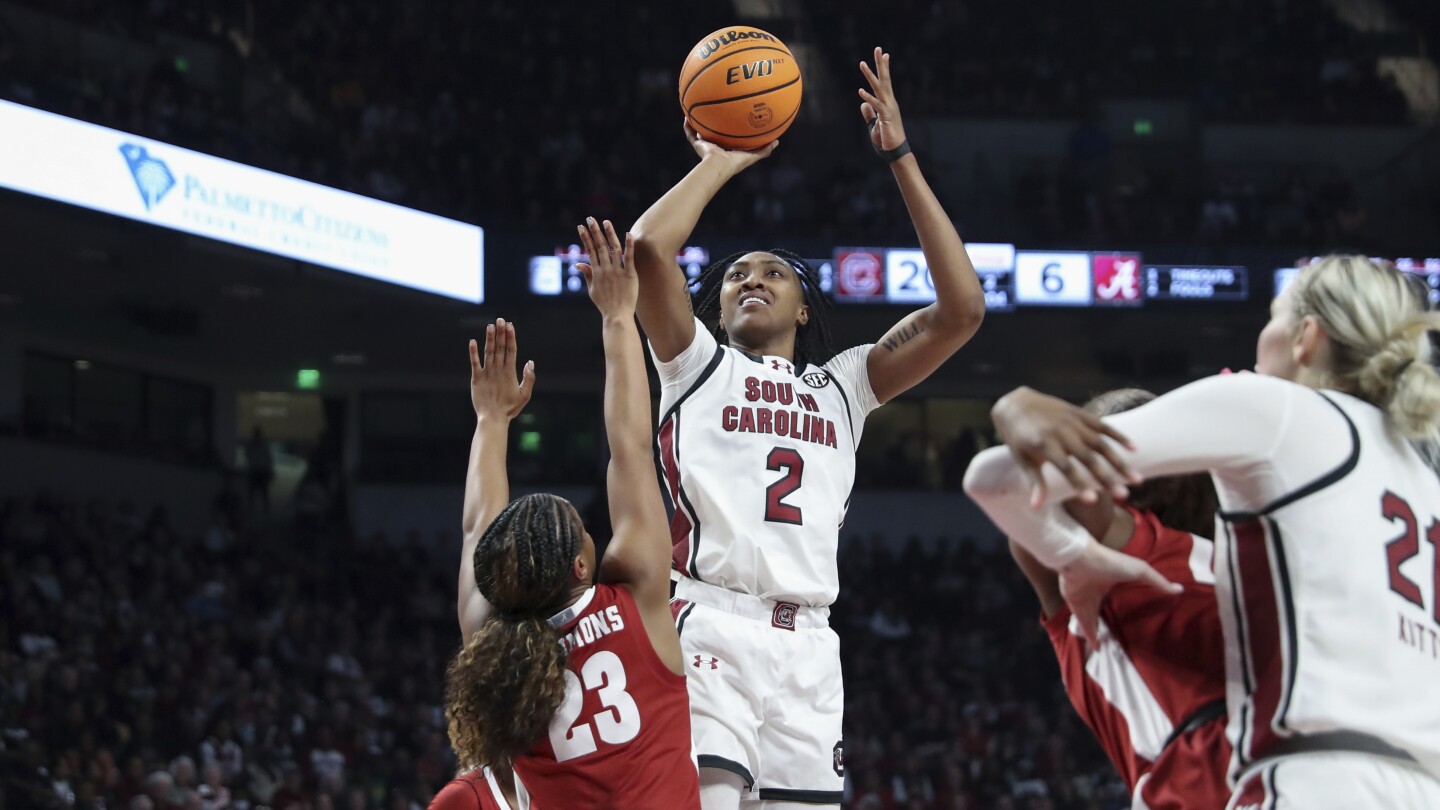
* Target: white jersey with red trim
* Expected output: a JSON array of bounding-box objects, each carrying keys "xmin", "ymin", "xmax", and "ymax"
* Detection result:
[
  {"xmin": 967, "ymin": 374, "xmax": 1440, "ymax": 787},
  {"xmin": 652, "ymin": 318, "xmax": 880, "ymax": 606},
  {"xmin": 1211, "ymin": 389, "xmax": 1440, "ymax": 783}
]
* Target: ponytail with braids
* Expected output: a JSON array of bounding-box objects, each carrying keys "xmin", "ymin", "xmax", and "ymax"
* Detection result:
[
  {"xmin": 444, "ymin": 493, "xmax": 586, "ymax": 771},
  {"xmin": 691, "ymin": 249, "xmax": 836, "ymax": 367}
]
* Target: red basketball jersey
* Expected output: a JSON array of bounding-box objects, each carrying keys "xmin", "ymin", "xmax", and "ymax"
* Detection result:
[
  {"xmin": 516, "ymin": 584, "xmax": 700, "ymax": 810},
  {"xmin": 428, "ymin": 770, "xmax": 512, "ymax": 810},
  {"xmin": 1043, "ymin": 506, "xmax": 1230, "ymax": 810}
]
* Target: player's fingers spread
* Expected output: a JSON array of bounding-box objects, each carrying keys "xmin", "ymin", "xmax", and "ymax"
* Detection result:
[
  {"xmin": 859, "ymin": 59, "xmax": 879, "ymax": 88},
  {"xmin": 858, "ymin": 87, "xmax": 881, "ymax": 108},
  {"xmin": 602, "ymin": 219, "xmax": 622, "ymax": 254},
  {"xmin": 1090, "ymin": 414, "xmax": 1136, "ymax": 452},
  {"xmin": 622, "ymin": 231, "xmax": 636, "ymax": 271},
  {"xmin": 1048, "ymin": 438, "xmax": 1097, "ymax": 502},
  {"xmin": 1069, "ymin": 442, "xmax": 1127, "ymax": 499},
  {"xmin": 520, "ymin": 360, "xmax": 537, "ymax": 399}
]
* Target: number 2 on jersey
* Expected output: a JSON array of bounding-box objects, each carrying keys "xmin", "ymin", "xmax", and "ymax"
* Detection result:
[
  {"xmin": 1381, "ymin": 491, "xmax": 1440, "ymax": 624},
  {"xmin": 548, "ymin": 650, "xmax": 641, "ymax": 761},
  {"xmin": 764, "ymin": 446, "xmax": 805, "ymax": 525}
]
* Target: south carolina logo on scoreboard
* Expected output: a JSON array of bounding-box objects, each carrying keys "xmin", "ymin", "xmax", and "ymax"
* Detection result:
[
  {"xmin": 1092, "ymin": 253, "xmax": 1143, "ymax": 305},
  {"xmin": 834, "ymin": 249, "xmax": 884, "ymax": 302}
]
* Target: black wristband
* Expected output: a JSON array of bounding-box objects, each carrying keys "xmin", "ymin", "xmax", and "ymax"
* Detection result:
[
  {"xmin": 867, "ymin": 117, "xmax": 912, "ymax": 163},
  {"xmin": 875, "ymin": 139, "xmax": 911, "ymax": 163}
]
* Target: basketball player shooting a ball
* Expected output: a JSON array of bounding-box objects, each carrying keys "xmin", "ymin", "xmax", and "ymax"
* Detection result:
[{"xmin": 628, "ymin": 48, "xmax": 986, "ymax": 808}]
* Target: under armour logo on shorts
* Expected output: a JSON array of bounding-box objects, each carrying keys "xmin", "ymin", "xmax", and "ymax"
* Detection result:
[
  {"xmin": 832, "ymin": 741, "xmax": 844, "ymax": 777},
  {"xmin": 771, "ymin": 602, "xmax": 798, "ymax": 631},
  {"xmin": 693, "ymin": 655, "xmax": 719, "ymax": 670}
]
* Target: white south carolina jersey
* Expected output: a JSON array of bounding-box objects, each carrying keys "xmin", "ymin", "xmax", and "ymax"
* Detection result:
[
  {"xmin": 1211, "ymin": 388, "xmax": 1440, "ymax": 783},
  {"xmin": 652, "ymin": 318, "xmax": 880, "ymax": 606}
]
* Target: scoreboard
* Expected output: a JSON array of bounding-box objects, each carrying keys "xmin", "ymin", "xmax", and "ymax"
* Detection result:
[
  {"xmin": 528, "ymin": 242, "xmax": 1265, "ymax": 310},
  {"xmin": 1276, "ymin": 257, "xmax": 1440, "ymax": 306}
]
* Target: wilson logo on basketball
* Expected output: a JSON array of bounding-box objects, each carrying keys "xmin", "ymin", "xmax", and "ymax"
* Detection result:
[
  {"xmin": 692, "ymin": 655, "xmax": 720, "ymax": 670},
  {"xmin": 695, "ymin": 29, "xmax": 778, "ymax": 60}
]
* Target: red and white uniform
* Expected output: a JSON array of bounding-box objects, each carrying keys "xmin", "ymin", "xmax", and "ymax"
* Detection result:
[
  {"xmin": 968, "ymin": 374, "xmax": 1440, "ymax": 807},
  {"xmin": 516, "ymin": 584, "xmax": 699, "ymax": 810},
  {"xmin": 1044, "ymin": 506, "xmax": 1230, "ymax": 810},
  {"xmin": 655, "ymin": 317, "xmax": 879, "ymax": 607},
  {"xmin": 428, "ymin": 770, "xmax": 515, "ymax": 810},
  {"xmin": 652, "ymin": 319, "xmax": 880, "ymax": 802}
]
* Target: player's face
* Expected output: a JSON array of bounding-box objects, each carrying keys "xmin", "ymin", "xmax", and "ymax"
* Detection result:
[
  {"xmin": 1256, "ymin": 287, "xmax": 1301, "ymax": 379},
  {"xmin": 719, "ymin": 253, "xmax": 809, "ymax": 345}
]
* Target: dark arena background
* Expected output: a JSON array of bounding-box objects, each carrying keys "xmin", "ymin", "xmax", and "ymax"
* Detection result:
[{"xmin": 2, "ymin": 1, "xmax": 1439, "ymax": 808}]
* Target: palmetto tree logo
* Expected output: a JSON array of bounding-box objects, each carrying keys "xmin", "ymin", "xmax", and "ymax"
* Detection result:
[{"xmin": 119, "ymin": 143, "xmax": 176, "ymax": 211}]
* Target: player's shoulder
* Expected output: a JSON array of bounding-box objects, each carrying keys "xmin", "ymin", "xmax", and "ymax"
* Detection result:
[{"xmin": 429, "ymin": 772, "xmax": 488, "ymax": 810}]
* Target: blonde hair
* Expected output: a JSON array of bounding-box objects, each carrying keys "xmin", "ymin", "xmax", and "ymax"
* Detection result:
[{"xmin": 1287, "ymin": 255, "xmax": 1440, "ymax": 441}]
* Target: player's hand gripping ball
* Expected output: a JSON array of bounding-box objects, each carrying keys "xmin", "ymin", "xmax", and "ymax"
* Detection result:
[{"xmin": 679, "ymin": 26, "xmax": 802, "ymax": 150}]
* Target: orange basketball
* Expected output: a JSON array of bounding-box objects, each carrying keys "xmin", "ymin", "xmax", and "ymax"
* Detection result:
[{"xmin": 679, "ymin": 26, "xmax": 802, "ymax": 150}]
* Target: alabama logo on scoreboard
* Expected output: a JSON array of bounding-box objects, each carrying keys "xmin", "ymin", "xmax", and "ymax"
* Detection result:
[{"xmin": 1092, "ymin": 253, "xmax": 1143, "ymax": 305}]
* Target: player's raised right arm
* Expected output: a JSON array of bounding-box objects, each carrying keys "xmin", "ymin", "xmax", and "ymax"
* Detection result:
[{"xmin": 630, "ymin": 122, "xmax": 776, "ymax": 362}]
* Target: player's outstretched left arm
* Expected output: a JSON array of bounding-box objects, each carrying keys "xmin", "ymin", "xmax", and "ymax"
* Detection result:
[
  {"xmin": 859, "ymin": 47, "xmax": 986, "ymax": 404},
  {"xmin": 458, "ymin": 319, "xmax": 536, "ymax": 639},
  {"xmin": 577, "ymin": 218, "xmax": 684, "ymax": 671}
]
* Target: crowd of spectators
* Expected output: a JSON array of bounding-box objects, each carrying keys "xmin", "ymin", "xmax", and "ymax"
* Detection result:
[
  {"xmin": 0, "ymin": 0, "xmax": 1420, "ymax": 249},
  {"xmin": 805, "ymin": 0, "xmax": 1411, "ymax": 124},
  {"xmin": 3, "ymin": 487, "xmax": 1127, "ymax": 809}
]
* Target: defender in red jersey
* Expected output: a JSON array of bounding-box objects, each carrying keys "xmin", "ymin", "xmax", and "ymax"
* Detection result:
[
  {"xmin": 428, "ymin": 769, "xmax": 517, "ymax": 810},
  {"xmin": 1005, "ymin": 389, "xmax": 1231, "ymax": 810},
  {"xmin": 444, "ymin": 220, "xmax": 699, "ymax": 810}
]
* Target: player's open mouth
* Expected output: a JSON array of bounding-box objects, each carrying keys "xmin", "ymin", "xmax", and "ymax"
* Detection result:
[{"xmin": 739, "ymin": 293, "xmax": 770, "ymax": 309}]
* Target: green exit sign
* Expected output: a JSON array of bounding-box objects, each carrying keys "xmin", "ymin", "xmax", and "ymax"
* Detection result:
[
  {"xmin": 297, "ymin": 369, "xmax": 320, "ymax": 390},
  {"xmin": 1133, "ymin": 119, "xmax": 1154, "ymax": 136}
]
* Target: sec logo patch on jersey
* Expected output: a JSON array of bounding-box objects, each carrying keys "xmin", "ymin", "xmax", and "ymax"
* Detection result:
[{"xmin": 802, "ymin": 371, "xmax": 829, "ymax": 389}]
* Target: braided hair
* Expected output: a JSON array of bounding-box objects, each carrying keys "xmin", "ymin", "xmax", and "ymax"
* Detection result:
[
  {"xmin": 691, "ymin": 248, "xmax": 836, "ymax": 367},
  {"xmin": 444, "ymin": 493, "xmax": 587, "ymax": 770}
]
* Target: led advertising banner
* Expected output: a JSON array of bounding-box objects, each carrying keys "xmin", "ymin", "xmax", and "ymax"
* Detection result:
[{"xmin": 0, "ymin": 100, "xmax": 484, "ymax": 302}]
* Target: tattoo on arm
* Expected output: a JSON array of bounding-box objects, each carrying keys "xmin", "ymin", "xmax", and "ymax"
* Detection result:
[{"xmin": 881, "ymin": 321, "xmax": 925, "ymax": 353}]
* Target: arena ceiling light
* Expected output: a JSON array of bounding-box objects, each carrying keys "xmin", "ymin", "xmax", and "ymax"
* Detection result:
[{"xmin": 0, "ymin": 100, "xmax": 484, "ymax": 303}]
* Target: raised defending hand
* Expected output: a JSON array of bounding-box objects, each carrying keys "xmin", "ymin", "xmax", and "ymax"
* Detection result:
[
  {"xmin": 859, "ymin": 47, "xmax": 906, "ymax": 152},
  {"xmin": 1060, "ymin": 542, "xmax": 1181, "ymax": 646},
  {"xmin": 469, "ymin": 318, "xmax": 535, "ymax": 422},
  {"xmin": 575, "ymin": 218, "xmax": 638, "ymax": 319},
  {"xmin": 990, "ymin": 387, "xmax": 1140, "ymax": 507},
  {"xmin": 684, "ymin": 119, "xmax": 777, "ymax": 175}
]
